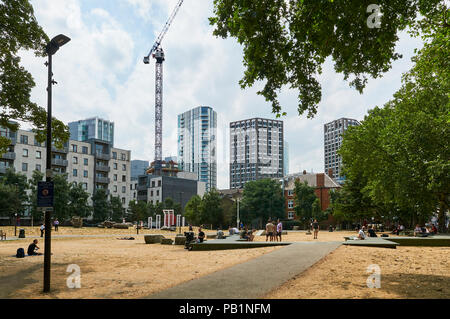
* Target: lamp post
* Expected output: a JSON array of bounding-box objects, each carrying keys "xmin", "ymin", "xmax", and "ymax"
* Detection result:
[
  {"xmin": 43, "ymin": 34, "xmax": 70, "ymax": 293},
  {"xmin": 14, "ymin": 213, "xmax": 17, "ymax": 236}
]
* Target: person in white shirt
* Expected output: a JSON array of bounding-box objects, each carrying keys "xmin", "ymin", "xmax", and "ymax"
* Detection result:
[
  {"xmin": 358, "ymin": 226, "xmax": 366, "ymax": 240},
  {"xmin": 40, "ymin": 224, "xmax": 45, "ymax": 237}
]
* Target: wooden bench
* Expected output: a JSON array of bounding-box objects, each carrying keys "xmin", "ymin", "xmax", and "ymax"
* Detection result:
[{"xmin": 0, "ymin": 230, "xmax": 6, "ymax": 240}]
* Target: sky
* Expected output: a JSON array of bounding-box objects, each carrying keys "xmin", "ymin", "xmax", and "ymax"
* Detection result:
[{"xmin": 19, "ymin": 0, "xmax": 424, "ymax": 189}]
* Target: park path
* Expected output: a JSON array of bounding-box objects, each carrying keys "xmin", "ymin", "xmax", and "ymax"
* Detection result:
[{"xmin": 147, "ymin": 241, "xmax": 341, "ymax": 299}]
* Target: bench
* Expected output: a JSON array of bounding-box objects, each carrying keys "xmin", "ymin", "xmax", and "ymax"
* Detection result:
[{"xmin": 0, "ymin": 230, "xmax": 6, "ymax": 240}]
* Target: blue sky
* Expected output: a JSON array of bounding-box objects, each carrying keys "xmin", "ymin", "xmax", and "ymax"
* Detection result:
[{"xmin": 20, "ymin": 0, "xmax": 424, "ymax": 189}]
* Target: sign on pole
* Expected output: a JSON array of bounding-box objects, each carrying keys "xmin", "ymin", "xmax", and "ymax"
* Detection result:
[{"xmin": 37, "ymin": 181, "xmax": 54, "ymax": 208}]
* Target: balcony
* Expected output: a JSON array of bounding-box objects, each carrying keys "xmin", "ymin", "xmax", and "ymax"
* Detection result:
[
  {"xmin": 1, "ymin": 152, "xmax": 16, "ymax": 160},
  {"xmin": 137, "ymin": 184, "xmax": 148, "ymax": 191},
  {"xmin": 52, "ymin": 146, "xmax": 69, "ymax": 153},
  {"xmin": 51, "ymin": 158, "xmax": 68, "ymax": 167},
  {"xmin": 95, "ymin": 152, "xmax": 110, "ymax": 161},
  {"xmin": 96, "ymin": 176, "xmax": 110, "ymax": 184},
  {"xmin": 95, "ymin": 164, "xmax": 110, "ymax": 173}
]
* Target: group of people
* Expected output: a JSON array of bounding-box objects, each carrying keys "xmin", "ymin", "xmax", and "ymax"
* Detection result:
[
  {"xmin": 414, "ymin": 224, "xmax": 437, "ymax": 237},
  {"xmin": 39, "ymin": 218, "xmax": 60, "ymax": 237},
  {"xmin": 265, "ymin": 219, "xmax": 283, "ymax": 242},
  {"xmin": 354, "ymin": 225, "xmax": 379, "ymax": 240}
]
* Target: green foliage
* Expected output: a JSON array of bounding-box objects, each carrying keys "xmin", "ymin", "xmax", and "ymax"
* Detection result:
[
  {"xmin": 240, "ymin": 179, "xmax": 285, "ymax": 226},
  {"xmin": 28, "ymin": 169, "xmax": 44, "ymax": 221},
  {"xmin": 184, "ymin": 195, "xmax": 202, "ymax": 226},
  {"xmin": 210, "ymin": 0, "xmax": 445, "ymax": 117},
  {"xmin": 127, "ymin": 200, "xmax": 148, "ymax": 222},
  {"xmin": 0, "ymin": 182, "xmax": 22, "ymax": 217},
  {"xmin": 109, "ymin": 195, "xmax": 124, "ymax": 222},
  {"xmin": 339, "ymin": 10, "xmax": 449, "ymax": 230},
  {"xmin": 293, "ymin": 180, "xmax": 314, "ymax": 221},
  {"xmin": 52, "ymin": 173, "xmax": 70, "ymax": 221},
  {"xmin": 281, "ymin": 220, "xmax": 301, "ymax": 230},
  {"xmin": 68, "ymin": 183, "xmax": 91, "ymax": 219},
  {"xmin": 0, "ymin": 0, "xmax": 69, "ymax": 154},
  {"xmin": 0, "ymin": 168, "xmax": 28, "ymax": 214},
  {"xmin": 92, "ymin": 189, "xmax": 110, "ymax": 222},
  {"xmin": 200, "ymin": 189, "xmax": 224, "ymax": 227}
]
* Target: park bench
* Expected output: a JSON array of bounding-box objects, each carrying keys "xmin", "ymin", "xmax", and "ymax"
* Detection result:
[{"xmin": 0, "ymin": 229, "xmax": 6, "ymax": 240}]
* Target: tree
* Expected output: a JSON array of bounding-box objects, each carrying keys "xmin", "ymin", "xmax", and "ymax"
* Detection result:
[
  {"xmin": 0, "ymin": 182, "xmax": 22, "ymax": 218},
  {"xmin": 339, "ymin": 8, "xmax": 449, "ymax": 231},
  {"xmin": 293, "ymin": 180, "xmax": 317, "ymax": 229},
  {"xmin": 0, "ymin": 168, "xmax": 29, "ymax": 214},
  {"xmin": 52, "ymin": 173, "xmax": 70, "ymax": 221},
  {"xmin": 28, "ymin": 170, "xmax": 44, "ymax": 223},
  {"xmin": 92, "ymin": 189, "xmax": 110, "ymax": 222},
  {"xmin": 109, "ymin": 196, "xmax": 124, "ymax": 222},
  {"xmin": 184, "ymin": 195, "xmax": 202, "ymax": 226},
  {"xmin": 200, "ymin": 189, "xmax": 224, "ymax": 228},
  {"xmin": 209, "ymin": 0, "xmax": 446, "ymax": 117},
  {"xmin": 240, "ymin": 179, "xmax": 284, "ymax": 228},
  {"xmin": 127, "ymin": 200, "xmax": 148, "ymax": 222},
  {"xmin": 68, "ymin": 183, "xmax": 91, "ymax": 219},
  {"xmin": 0, "ymin": 0, "xmax": 69, "ymax": 154}
]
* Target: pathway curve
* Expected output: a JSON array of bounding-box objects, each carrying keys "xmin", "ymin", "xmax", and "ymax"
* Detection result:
[{"xmin": 147, "ymin": 241, "xmax": 341, "ymax": 299}]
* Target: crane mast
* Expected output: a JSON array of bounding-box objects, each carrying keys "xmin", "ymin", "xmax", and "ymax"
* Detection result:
[{"xmin": 144, "ymin": 0, "xmax": 184, "ymax": 175}]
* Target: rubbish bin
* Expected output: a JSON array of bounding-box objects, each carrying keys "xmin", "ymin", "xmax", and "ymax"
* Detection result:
[{"xmin": 19, "ymin": 228, "xmax": 26, "ymax": 238}]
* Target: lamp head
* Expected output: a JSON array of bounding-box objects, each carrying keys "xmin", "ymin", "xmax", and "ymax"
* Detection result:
[{"xmin": 46, "ymin": 34, "xmax": 71, "ymax": 55}]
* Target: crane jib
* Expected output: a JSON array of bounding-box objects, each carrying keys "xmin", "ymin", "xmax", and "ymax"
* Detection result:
[{"xmin": 143, "ymin": 0, "xmax": 184, "ymax": 61}]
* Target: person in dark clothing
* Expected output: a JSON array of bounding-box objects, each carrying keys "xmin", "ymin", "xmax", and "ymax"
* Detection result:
[
  {"xmin": 368, "ymin": 226, "xmax": 377, "ymax": 237},
  {"xmin": 197, "ymin": 228, "xmax": 205, "ymax": 243},
  {"xmin": 27, "ymin": 239, "xmax": 43, "ymax": 256},
  {"xmin": 312, "ymin": 219, "xmax": 319, "ymax": 239}
]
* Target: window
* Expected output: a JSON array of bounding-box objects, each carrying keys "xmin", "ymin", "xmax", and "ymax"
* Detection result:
[
  {"xmin": 113, "ymin": 163, "xmax": 118, "ymax": 170},
  {"xmin": 150, "ymin": 190, "xmax": 154, "ymax": 196},
  {"xmin": 288, "ymin": 190, "xmax": 294, "ymax": 196},
  {"xmin": 82, "ymin": 146, "xmax": 88, "ymax": 154},
  {"xmin": 158, "ymin": 180, "xmax": 161, "ymax": 187},
  {"xmin": 122, "ymin": 164, "xmax": 126, "ymax": 171},
  {"xmin": 122, "ymin": 186, "xmax": 126, "ymax": 193},
  {"xmin": 122, "ymin": 175, "xmax": 126, "ymax": 182},
  {"xmin": 84, "ymin": 170, "xmax": 88, "ymax": 178},
  {"xmin": 82, "ymin": 183, "xmax": 88, "ymax": 190},
  {"xmin": 113, "ymin": 174, "xmax": 117, "ymax": 181},
  {"xmin": 36, "ymin": 151, "xmax": 41, "ymax": 159},
  {"xmin": 36, "ymin": 164, "xmax": 41, "ymax": 171},
  {"xmin": 73, "ymin": 169, "xmax": 78, "ymax": 177},
  {"xmin": 121, "ymin": 153, "xmax": 126, "ymax": 161},
  {"xmin": 84, "ymin": 158, "xmax": 88, "ymax": 165},
  {"xmin": 113, "ymin": 185, "xmax": 117, "ymax": 192},
  {"xmin": 20, "ymin": 135, "xmax": 28, "ymax": 144},
  {"xmin": 288, "ymin": 200, "xmax": 294, "ymax": 209},
  {"xmin": 112, "ymin": 152, "xmax": 117, "ymax": 159},
  {"xmin": 34, "ymin": 138, "xmax": 41, "ymax": 147},
  {"xmin": 288, "ymin": 212, "xmax": 294, "ymax": 220},
  {"xmin": 151, "ymin": 181, "xmax": 155, "ymax": 187},
  {"xmin": 73, "ymin": 157, "xmax": 78, "ymax": 164},
  {"xmin": 156, "ymin": 190, "xmax": 159, "ymax": 196},
  {"xmin": 71, "ymin": 144, "xmax": 77, "ymax": 152},
  {"xmin": 23, "ymin": 149, "xmax": 28, "ymax": 157},
  {"xmin": 22, "ymin": 163, "xmax": 28, "ymax": 171},
  {"xmin": 121, "ymin": 198, "xmax": 125, "ymax": 204}
]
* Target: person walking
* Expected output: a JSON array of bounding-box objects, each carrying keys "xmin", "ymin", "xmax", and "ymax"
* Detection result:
[
  {"xmin": 40, "ymin": 224, "xmax": 45, "ymax": 237},
  {"xmin": 54, "ymin": 218, "xmax": 59, "ymax": 231},
  {"xmin": 312, "ymin": 219, "xmax": 319, "ymax": 239},
  {"xmin": 276, "ymin": 219, "xmax": 283, "ymax": 242}
]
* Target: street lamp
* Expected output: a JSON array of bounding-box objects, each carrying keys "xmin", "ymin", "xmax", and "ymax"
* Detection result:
[{"xmin": 43, "ymin": 34, "xmax": 70, "ymax": 293}]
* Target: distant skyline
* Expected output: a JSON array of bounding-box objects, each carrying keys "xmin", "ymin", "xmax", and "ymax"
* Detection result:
[{"xmin": 19, "ymin": 0, "xmax": 424, "ymax": 189}]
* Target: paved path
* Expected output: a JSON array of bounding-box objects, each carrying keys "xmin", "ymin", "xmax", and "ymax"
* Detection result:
[{"xmin": 147, "ymin": 241, "xmax": 341, "ymax": 299}]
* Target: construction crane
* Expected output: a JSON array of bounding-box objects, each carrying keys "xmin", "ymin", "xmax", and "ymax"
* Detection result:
[{"xmin": 144, "ymin": 0, "xmax": 184, "ymax": 175}]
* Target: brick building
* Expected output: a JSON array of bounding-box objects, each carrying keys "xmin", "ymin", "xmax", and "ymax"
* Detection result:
[{"xmin": 283, "ymin": 171, "xmax": 340, "ymax": 220}]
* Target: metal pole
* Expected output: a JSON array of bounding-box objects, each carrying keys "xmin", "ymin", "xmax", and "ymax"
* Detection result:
[
  {"xmin": 14, "ymin": 214, "xmax": 17, "ymax": 236},
  {"xmin": 237, "ymin": 198, "xmax": 239, "ymax": 228},
  {"xmin": 43, "ymin": 52, "xmax": 52, "ymax": 293}
]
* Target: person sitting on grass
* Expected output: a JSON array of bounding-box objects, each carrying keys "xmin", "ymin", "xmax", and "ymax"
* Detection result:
[
  {"xmin": 247, "ymin": 229, "xmax": 255, "ymax": 242},
  {"xmin": 368, "ymin": 226, "xmax": 377, "ymax": 237},
  {"xmin": 357, "ymin": 226, "xmax": 366, "ymax": 240},
  {"xmin": 27, "ymin": 239, "xmax": 43, "ymax": 256},
  {"xmin": 431, "ymin": 224, "xmax": 438, "ymax": 235},
  {"xmin": 197, "ymin": 227, "xmax": 205, "ymax": 243},
  {"xmin": 414, "ymin": 224, "xmax": 424, "ymax": 237},
  {"xmin": 217, "ymin": 228, "xmax": 225, "ymax": 239}
]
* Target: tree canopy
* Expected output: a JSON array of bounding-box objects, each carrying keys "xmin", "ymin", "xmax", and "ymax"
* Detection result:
[
  {"xmin": 209, "ymin": 0, "xmax": 446, "ymax": 117},
  {"xmin": 0, "ymin": 0, "xmax": 69, "ymax": 154}
]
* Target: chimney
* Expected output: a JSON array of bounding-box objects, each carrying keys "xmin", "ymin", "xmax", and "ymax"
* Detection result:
[{"xmin": 317, "ymin": 173, "xmax": 325, "ymax": 187}]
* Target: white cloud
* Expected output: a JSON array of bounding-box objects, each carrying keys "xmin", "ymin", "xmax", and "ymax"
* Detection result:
[{"xmin": 19, "ymin": 0, "xmax": 424, "ymax": 189}]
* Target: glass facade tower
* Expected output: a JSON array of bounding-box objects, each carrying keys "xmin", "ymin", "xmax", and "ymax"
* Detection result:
[{"xmin": 68, "ymin": 117, "xmax": 114, "ymax": 146}]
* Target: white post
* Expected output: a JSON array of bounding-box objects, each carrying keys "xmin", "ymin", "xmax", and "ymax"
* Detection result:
[
  {"xmin": 237, "ymin": 198, "xmax": 240, "ymax": 228},
  {"xmin": 176, "ymin": 215, "xmax": 181, "ymax": 228},
  {"xmin": 148, "ymin": 217, "xmax": 152, "ymax": 229},
  {"xmin": 182, "ymin": 217, "xmax": 185, "ymax": 227}
]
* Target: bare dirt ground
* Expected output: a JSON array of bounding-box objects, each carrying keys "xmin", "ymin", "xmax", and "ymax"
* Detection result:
[
  {"xmin": 265, "ymin": 245, "xmax": 450, "ymax": 299},
  {"xmin": 0, "ymin": 236, "xmax": 281, "ymax": 299}
]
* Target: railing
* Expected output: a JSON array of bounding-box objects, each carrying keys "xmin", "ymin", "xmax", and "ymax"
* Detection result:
[
  {"xmin": 95, "ymin": 152, "xmax": 110, "ymax": 161},
  {"xmin": 52, "ymin": 146, "xmax": 69, "ymax": 153},
  {"xmin": 96, "ymin": 176, "xmax": 110, "ymax": 184},
  {"xmin": 95, "ymin": 164, "xmax": 110, "ymax": 172},
  {"xmin": 1, "ymin": 152, "xmax": 16, "ymax": 160},
  {"xmin": 51, "ymin": 158, "xmax": 68, "ymax": 167}
]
